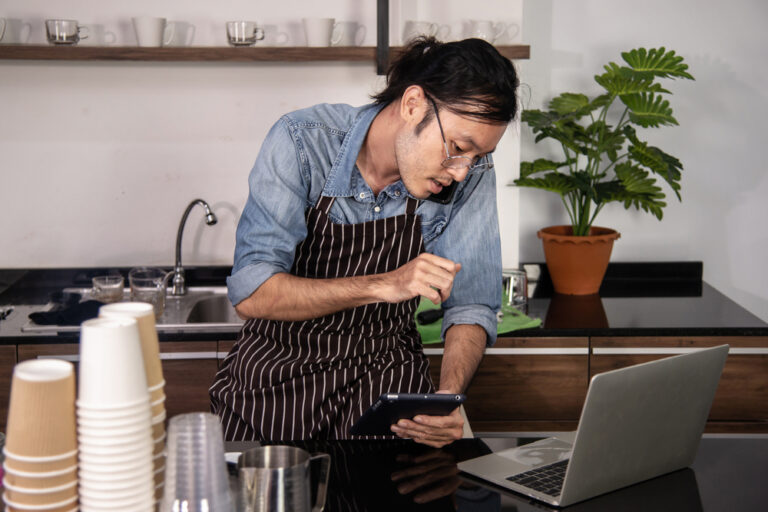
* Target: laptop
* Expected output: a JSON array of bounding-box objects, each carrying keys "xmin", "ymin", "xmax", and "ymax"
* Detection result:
[{"xmin": 458, "ymin": 344, "xmax": 729, "ymax": 507}]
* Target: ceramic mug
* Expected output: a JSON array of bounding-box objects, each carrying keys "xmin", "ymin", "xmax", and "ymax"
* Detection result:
[
  {"xmin": 78, "ymin": 24, "xmax": 117, "ymax": 46},
  {"xmin": 402, "ymin": 20, "xmax": 450, "ymax": 43},
  {"xmin": 165, "ymin": 21, "xmax": 195, "ymax": 47},
  {"xmin": 132, "ymin": 16, "xmax": 175, "ymax": 47},
  {"xmin": 302, "ymin": 18, "xmax": 342, "ymax": 47},
  {"xmin": 331, "ymin": 21, "xmax": 366, "ymax": 47},
  {"xmin": 0, "ymin": 18, "xmax": 33, "ymax": 44},
  {"xmin": 469, "ymin": 20, "xmax": 519, "ymax": 43}
]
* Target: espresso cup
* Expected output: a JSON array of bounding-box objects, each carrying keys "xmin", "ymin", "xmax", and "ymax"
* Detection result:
[
  {"xmin": 45, "ymin": 19, "xmax": 89, "ymax": 45},
  {"xmin": 132, "ymin": 16, "xmax": 175, "ymax": 47},
  {"xmin": 78, "ymin": 23, "xmax": 117, "ymax": 46},
  {"xmin": 332, "ymin": 21, "xmax": 366, "ymax": 47},
  {"xmin": 226, "ymin": 21, "xmax": 264, "ymax": 46},
  {"xmin": 503, "ymin": 268, "xmax": 528, "ymax": 306},
  {"xmin": 302, "ymin": 17, "xmax": 341, "ymax": 47},
  {"xmin": 0, "ymin": 18, "xmax": 32, "ymax": 44}
]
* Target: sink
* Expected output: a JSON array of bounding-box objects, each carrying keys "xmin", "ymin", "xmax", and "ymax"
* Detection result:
[{"xmin": 185, "ymin": 294, "xmax": 242, "ymax": 324}]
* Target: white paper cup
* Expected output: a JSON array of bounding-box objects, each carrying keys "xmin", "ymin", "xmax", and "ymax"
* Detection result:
[
  {"xmin": 76, "ymin": 397, "xmax": 151, "ymax": 418},
  {"xmin": 78, "ymin": 317, "xmax": 149, "ymax": 407}
]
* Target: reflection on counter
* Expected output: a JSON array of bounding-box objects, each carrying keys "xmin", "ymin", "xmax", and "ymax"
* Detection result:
[{"xmin": 544, "ymin": 294, "xmax": 608, "ymax": 329}]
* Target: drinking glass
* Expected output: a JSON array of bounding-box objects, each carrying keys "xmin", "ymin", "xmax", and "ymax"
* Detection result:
[{"xmin": 128, "ymin": 267, "xmax": 171, "ymax": 318}]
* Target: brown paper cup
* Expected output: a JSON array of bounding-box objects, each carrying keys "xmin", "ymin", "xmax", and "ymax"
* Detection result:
[
  {"xmin": 3, "ymin": 492, "xmax": 78, "ymax": 511},
  {"xmin": 99, "ymin": 302, "xmax": 165, "ymax": 390},
  {"xmin": 3, "ymin": 463, "xmax": 77, "ymax": 488},
  {"xmin": 3, "ymin": 452, "xmax": 78, "ymax": 474},
  {"xmin": 2, "ymin": 479, "xmax": 77, "ymax": 506},
  {"xmin": 5, "ymin": 360, "xmax": 77, "ymax": 458}
]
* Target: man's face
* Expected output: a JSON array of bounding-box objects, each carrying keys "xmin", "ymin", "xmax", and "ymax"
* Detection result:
[{"xmin": 395, "ymin": 105, "xmax": 507, "ymax": 199}]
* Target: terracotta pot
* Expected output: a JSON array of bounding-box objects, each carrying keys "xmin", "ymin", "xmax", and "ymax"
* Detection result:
[{"xmin": 537, "ymin": 225, "xmax": 620, "ymax": 295}]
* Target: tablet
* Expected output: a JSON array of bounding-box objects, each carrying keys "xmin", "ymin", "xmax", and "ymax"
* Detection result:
[{"xmin": 350, "ymin": 393, "xmax": 466, "ymax": 436}]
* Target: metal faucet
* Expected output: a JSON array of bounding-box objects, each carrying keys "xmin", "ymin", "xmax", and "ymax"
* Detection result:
[{"xmin": 172, "ymin": 199, "xmax": 218, "ymax": 296}]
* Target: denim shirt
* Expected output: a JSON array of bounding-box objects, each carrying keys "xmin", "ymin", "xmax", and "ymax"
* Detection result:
[{"xmin": 228, "ymin": 103, "xmax": 502, "ymax": 345}]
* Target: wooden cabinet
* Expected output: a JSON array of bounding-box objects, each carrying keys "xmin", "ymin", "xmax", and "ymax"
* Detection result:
[
  {"xmin": 591, "ymin": 336, "xmax": 768, "ymax": 433},
  {"xmin": 0, "ymin": 345, "xmax": 17, "ymax": 428},
  {"xmin": 17, "ymin": 342, "xmax": 220, "ymax": 420},
  {"xmin": 426, "ymin": 337, "xmax": 590, "ymax": 433}
]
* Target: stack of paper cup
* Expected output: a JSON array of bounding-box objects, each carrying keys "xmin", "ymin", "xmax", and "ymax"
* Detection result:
[
  {"xmin": 76, "ymin": 317, "xmax": 155, "ymax": 512},
  {"xmin": 3, "ymin": 359, "xmax": 79, "ymax": 512},
  {"xmin": 99, "ymin": 302, "xmax": 167, "ymax": 499}
]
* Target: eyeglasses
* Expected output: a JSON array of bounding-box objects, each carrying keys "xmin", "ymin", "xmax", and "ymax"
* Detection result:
[{"xmin": 428, "ymin": 96, "xmax": 494, "ymax": 172}]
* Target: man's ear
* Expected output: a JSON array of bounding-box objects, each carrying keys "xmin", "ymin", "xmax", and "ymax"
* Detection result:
[{"xmin": 399, "ymin": 85, "xmax": 429, "ymax": 125}]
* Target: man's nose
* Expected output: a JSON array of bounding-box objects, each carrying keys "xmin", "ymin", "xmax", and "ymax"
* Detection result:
[{"xmin": 446, "ymin": 166, "xmax": 469, "ymax": 183}]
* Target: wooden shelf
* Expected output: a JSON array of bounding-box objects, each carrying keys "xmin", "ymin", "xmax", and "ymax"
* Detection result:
[{"xmin": 0, "ymin": 45, "xmax": 530, "ymax": 63}]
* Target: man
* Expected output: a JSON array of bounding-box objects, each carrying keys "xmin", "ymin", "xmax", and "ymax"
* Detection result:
[{"xmin": 210, "ymin": 37, "xmax": 520, "ymax": 448}]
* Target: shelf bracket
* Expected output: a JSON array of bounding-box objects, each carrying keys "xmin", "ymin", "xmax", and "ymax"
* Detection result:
[{"xmin": 376, "ymin": 0, "xmax": 389, "ymax": 75}]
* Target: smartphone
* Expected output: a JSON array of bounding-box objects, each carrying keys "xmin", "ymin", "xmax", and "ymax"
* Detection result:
[
  {"xmin": 350, "ymin": 393, "xmax": 466, "ymax": 436},
  {"xmin": 425, "ymin": 182, "xmax": 458, "ymax": 204}
]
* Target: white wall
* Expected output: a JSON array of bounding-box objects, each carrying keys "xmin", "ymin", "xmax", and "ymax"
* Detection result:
[
  {"xmin": 0, "ymin": 0, "xmax": 523, "ymax": 269},
  {"xmin": 518, "ymin": 0, "xmax": 768, "ymax": 321}
]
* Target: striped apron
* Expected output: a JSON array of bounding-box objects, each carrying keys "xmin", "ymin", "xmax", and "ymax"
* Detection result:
[{"xmin": 210, "ymin": 194, "xmax": 434, "ymax": 441}]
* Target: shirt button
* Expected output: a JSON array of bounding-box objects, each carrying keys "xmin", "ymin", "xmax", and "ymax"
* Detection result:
[
  {"xmin": 359, "ymin": 192, "xmax": 366, "ymax": 199},
  {"xmin": 395, "ymin": 191, "xmax": 401, "ymax": 197},
  {"xmin": 374, "ymin": 206, "xmax": 381, "ymax": 213}
]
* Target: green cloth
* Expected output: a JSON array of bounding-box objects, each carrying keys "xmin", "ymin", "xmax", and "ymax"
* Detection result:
[{"xmin": 415, "ymin": 294, "xmax": 542, "ymax": 344}]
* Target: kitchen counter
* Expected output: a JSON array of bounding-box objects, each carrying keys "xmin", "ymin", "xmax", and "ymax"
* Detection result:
[
  {"xmin": 0, "ymin": 262, "xmax": 766, "ymax": 344},
  {"xmin": 224, "ymin": 435, "xmax": 768, "ymax": 511}
]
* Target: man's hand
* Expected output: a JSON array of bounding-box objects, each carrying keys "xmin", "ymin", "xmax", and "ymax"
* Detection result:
[
  {"xmin": 379, "ymin": 253, "xmax": 461, "ymax": 304},
  {"xmin": 390, "ymin": 449, "xmax": 461, "ymax": 505},
  {"xmin": 390, "ymin": 390, "xmax": 464, "ymax": 448}
]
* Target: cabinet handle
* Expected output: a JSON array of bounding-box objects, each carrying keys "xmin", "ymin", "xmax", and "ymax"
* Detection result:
[
  {"xmin": 37, "ymin": 351, "xmax": 220, "ymax": 362},
  {"xmin": 423, "ymin": 348, "xmax": 589, "ymax": 356},
  {"xmin": 592, "ymin": 347, "xmax": 768, "ymax": 355}
]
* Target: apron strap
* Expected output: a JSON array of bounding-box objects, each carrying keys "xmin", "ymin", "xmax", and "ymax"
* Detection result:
[
  {"xmin": 315, "ymin": 195, "xmax": 336, "ymax": 214},
  {"xmin": 405, "ymin": 197, "xmax": 420, "ymax": 215}
]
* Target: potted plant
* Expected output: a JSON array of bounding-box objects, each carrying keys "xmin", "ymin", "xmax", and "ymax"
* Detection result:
[{"xmin": 515, "ymin": 47, "xmax": 694, "ymax": 294}]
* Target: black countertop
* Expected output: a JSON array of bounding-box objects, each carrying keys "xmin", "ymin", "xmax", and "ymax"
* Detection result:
[
  {"xmin": 224, "ymin": 435, "xmax": 768, "ymax": 511},
  {"xmin": 0, "ymin": 262, "xmax": 766, "ymax": 343}
]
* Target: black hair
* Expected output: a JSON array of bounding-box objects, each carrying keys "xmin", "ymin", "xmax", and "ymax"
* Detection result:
[{"xmin": 372, "ymin": 36, "xmax": 520, "ymax": 127}]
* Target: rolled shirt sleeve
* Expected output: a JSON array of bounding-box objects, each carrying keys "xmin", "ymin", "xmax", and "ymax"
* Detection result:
[{"xmin": 227, "ymin": 118, "xmax": 310, "ymax": 306}]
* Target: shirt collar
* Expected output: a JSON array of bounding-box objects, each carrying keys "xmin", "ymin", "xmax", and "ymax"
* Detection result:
[{"xmin": 322, "ymin": 103, "xmax": 386, "ymax": 198}]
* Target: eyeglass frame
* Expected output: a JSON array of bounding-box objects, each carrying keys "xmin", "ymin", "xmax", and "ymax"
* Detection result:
[{"xmin": 427, "ymin": 96, "xmax": 494, "ymax": 172}]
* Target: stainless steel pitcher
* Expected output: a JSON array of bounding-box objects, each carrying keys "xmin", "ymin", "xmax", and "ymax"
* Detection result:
[{"xmin": 238, "ymin": 445, "xmax": 330, "ymax": 512}]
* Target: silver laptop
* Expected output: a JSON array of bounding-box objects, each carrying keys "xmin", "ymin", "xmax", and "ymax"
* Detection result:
[{"xmin": 458, "ymin": 344, "xmax": 729, "ymax": 507}]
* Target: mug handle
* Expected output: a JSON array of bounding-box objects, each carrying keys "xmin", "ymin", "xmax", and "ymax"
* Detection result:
[
  {"xmin": 78, "ymin": 25, "xmax": 90, "ymax": 40},
  {"xmin": 330, "ymin": 22, "xmax": 343, "ymax": 46},
  {"xmin": 493, "ymin": 22, "xmax": 508, "ymax": 43},
  {"xmin": 505, "ymin": 22, "xmax": 520, "ymax": 41},
  {"xmin": 254, "ymin": 27, "xmax": 265, "ymax": 42},
  {"xmin": 104, "ymin": 30, "xmax": 117, "ymax": 45},
  {"xmin": 355, "ymin": 25, "xmax": 366, "ymax": 46},
  {"xmin": 309, "ymin": 452, "xmax": 331, "ymax": 512},
  {"xmin": 163, "ymin": 22, "xmax": 175, "ymax": 46},
  {"xmin": 0, "ymin": 19, "xmax": 6, "ymax": 41},
  {"xmin": 275, "ymin": 31, "xmax": 290, "ymax": 45},
  {"xmin": 436, "ymin": 24, "xmax": 451, "ymax": 40}
]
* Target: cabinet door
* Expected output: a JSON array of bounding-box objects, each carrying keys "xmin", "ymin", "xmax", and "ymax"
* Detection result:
[
  {"xmin": 18, "ymin": 342, "xmax": 220, "ymax": 420},
  {"xmin": 426, "ymin": 337, "xmax": 590, "ymax": 433},
  {"xmin": 0, "ymin": 345, "xmax": 18, "ymax": 428},
  {"xmin": 591, "ymin": 337, "xmax": 768, "ymax": 433}
]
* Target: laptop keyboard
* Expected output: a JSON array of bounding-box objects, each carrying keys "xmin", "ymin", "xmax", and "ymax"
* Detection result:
[{"xmin": 506, "ymin": 459, "xmax": 569, "ymax": 497}]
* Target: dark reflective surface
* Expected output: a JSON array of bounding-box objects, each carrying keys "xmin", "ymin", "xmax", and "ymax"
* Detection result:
[{"xmin": 224, "ymin": 437, "xmax": 768, "ymax": 512}]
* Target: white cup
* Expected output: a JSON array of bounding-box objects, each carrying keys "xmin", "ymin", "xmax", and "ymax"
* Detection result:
[
  {"xmin": 132, "ymin": 16, "xmax": 175, "ymax": 47},
  {"xmin": 469, "ymin": 20, "xmax": 519, "ymax": 43},
  {"xmin": 165, "ymin": 21, "xmax": 195, "ymax": 47},
  {"xmin": 78, "ymin": 317, "xmax": 149, "ymax": 407},
  {"xmin": 226, "ymin": 21, "xmax": 264, "ymax": 46},
  {"xmin": 78, "ymin": 24, "xmax": 117, "ymax": 46},
  {"xmin": 261, "ymin": 24, "xmax": 290, "ymax": 46},
  {"xmin": 402, "ymin": 20, "xmax": 450, "ymax": 43},
  {"xmin": 332, "ymin": 21, "xmax": 366, "ymax": 47},
  {"xmin": 303, "ymin": 17, "xmax": 341, "ymax": 47},
  {"xmin": 0, "ymin": 18, "xmax": 32, "ymax": 44}
]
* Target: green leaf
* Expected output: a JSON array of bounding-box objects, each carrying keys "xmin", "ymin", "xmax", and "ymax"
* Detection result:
[
  {"xmin": 627, "ymin": 143, "xmax": 683, "ymax": 200},
  {"xmin": 521, "ymin": 109, "xmax": 562, "ymax": 130},
  {"xmin": 621, "ymin": 47, "xmax": 694, "ymax": 80},
  {"xmin": 514, "ymin": 172, "xmax": 579, "ymax": 196},
  {"xmin": 612, "ymin": 162, "xmax": 668, "ymax": 219},
  {"xmin": 620, "ymin": 93, "xmax": 678, "ymax": 127},
  {"xmin": 519, "ymin": 158, "xmax": 570, "ymax": 178},
  {"xmin": 595, "ymin": 63, "xmax": 672, "ymax": 96},
  {"xmin": 549, "ymin": 93, "xmax": 590, "ymax": 115}
]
